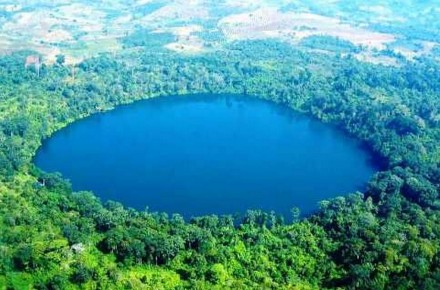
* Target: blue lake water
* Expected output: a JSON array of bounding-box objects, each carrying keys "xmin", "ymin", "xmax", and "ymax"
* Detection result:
[{"xmin": 34, "ymin": 95, "xmax": 379, "ymax": 218}]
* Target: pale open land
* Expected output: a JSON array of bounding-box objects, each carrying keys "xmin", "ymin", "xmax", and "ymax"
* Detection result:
[
  {"xmin": 218, "ymin": 8, "xmax": 395, "ymax": 50},
  {"xmin": 155, "ymin": 25, "xmax": 205, "ymax": 53}
]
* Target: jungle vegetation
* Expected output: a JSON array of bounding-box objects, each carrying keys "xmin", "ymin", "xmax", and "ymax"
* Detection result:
[{"xmin": 0, "ymin": 38, "xmax": 439, "ymax": 289}]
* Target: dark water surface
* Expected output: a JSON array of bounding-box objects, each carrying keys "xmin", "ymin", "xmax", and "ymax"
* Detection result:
[{"xmin": 35, "ymin": 95, "xmax": 379, "ymax": 218}]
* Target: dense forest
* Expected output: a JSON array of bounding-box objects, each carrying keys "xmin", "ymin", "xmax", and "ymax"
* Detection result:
[{"xmin": 0, "ymin": 38, "xmax": 440, "ymax": 289}]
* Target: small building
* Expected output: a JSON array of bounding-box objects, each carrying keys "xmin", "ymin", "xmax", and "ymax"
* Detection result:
[{"xmin": 25, "ymin": 55, "xmax": 40, "ymax": 68}]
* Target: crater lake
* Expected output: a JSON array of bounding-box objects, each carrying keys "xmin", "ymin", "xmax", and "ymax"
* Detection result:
[{"xmin": 34, "ymin": 95, "xmax": 380, "ymax": 219}]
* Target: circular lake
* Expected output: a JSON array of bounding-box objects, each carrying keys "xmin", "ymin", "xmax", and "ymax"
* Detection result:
[{"xmin": 34, "ymin": 95, "xmax": 379, "ymax": 218}]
